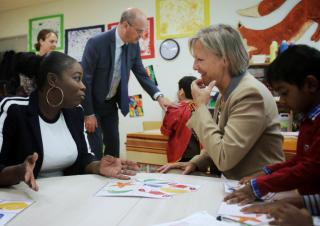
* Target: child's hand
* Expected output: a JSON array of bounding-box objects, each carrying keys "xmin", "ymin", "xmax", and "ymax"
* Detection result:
[
  {"xmin": 224, "ymin": 183, "xmax": 256, "ymax": 205},
  {"xmin": 269, "ymin": 204, "xmax": 313, "ymax": 226}
]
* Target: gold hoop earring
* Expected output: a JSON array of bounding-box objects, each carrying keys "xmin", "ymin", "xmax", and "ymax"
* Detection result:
[{"xmin": 46, "ymin": 86, "xmax": 64, "ymax": 107}]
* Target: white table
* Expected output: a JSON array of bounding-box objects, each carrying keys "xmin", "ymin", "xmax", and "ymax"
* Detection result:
[{"xmin": 0, "ymin": 173, "xmax": 257, "ymax": 226}]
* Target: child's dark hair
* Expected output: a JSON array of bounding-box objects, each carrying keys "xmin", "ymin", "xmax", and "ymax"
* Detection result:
[
  {"xmin": 178, "ymin": 76, "xmax": 197, "ymax": 99},
  {"xmin": 266, "ymin": 45, "xmax": 320, "ymax": 89},
  {"xmin": 15, "ymin": 51, "xmax": 77, "ymax": 90},
  {"xmin": 34, "ymin": 29, "xmax": 58, "ymax": 51}
]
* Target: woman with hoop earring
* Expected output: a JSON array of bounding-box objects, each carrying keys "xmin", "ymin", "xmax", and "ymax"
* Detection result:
[{"xmin": 0, "ymin": 51, "xmax": 139, "ymax": 191}]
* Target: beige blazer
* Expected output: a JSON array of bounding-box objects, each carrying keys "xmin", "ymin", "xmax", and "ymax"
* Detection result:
[{"xmin": 188, "ymin": 73, "xmax": 284, "ymax": 180}]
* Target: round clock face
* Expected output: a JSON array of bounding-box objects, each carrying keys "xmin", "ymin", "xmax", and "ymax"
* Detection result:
[{"xmin": 159, "ymin": 39, "xmax": 180, "ymax": 60}]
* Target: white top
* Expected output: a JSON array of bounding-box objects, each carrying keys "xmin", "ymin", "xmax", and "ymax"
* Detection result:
[{"xmin": 38, "ymin": 113, "xmax": 78, "ymax": 178}]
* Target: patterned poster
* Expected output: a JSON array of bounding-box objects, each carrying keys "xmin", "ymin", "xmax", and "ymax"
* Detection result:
[
  {"xmin": 28, "ymin": 14, "xmax": 64, "ymax": 52},
  {"xmin": 129, "ymin": 94, "xmax": 144, "ymax": 118},
  {"xmin": 156, "ymin": 0, "xmax": 210, "ymax": 39},
  {"xmin": 65, "ymin": 25, "xmax": 105, "ymax": 62},
  {"xmin": 107, "ymin": 17, "xmax": 155, "ymax": 59}
]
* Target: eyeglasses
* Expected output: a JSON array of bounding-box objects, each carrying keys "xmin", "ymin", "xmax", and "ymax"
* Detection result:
[{"xmin": 127, "ymin": 21, "xmax": 145, "ymax": 35}]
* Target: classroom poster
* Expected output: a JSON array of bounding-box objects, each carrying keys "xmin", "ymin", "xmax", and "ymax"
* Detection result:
[
  {"xmin": 145, "ymin": 65, "xmax": 158, "ymax": 86},
  {"xmin": 129, "ymin": 94, "xmax": 144, "ymax": 118},
  {"xmin": 65, "ymin": 25, "xmax": 105, "ymax": 62},
  {"xmin": 156, "ymin": 0, "xmax": 210, "ymax": 39},
  {"xmin": 28, "ymin": 14, "xmax": 64, "ymax": 52},
  {"xmin": 107, "ymin": 17, "xmax": 155, "ymax": 59}
]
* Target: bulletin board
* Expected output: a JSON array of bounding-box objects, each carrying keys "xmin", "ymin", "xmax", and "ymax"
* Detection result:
[
  {"xmin": 28, "ymin": 14, "xmax": 64, "ymax": 52},
  {"xmin": 65, "ymin": 25, "xmax": 105, "ymax": 62}
]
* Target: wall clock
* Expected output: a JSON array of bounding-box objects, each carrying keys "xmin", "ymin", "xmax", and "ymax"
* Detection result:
[{"xmin": 159, "ymin": 39, "xmax": 180, "ymax": 60}]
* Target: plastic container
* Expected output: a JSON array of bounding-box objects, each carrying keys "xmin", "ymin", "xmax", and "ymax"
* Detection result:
[
  {"xmin": 269, "ymin": 41, "xmax": 279, "ymax": 63},
  {"xmin": 279, "ymin": 113, "xmax": 289, "ymax": 132},
  {"xmin": 279, "ymin": 40, "xmax": 289, "ymax": 54}
]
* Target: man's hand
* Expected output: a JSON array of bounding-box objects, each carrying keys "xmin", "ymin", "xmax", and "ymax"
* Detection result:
[
  {"xmin": 157, "ymin": 96, "xmax": 172, "ymax": 111},
  {"xmin": 156, "ymin": 162, "xmax": 196, "ymax": 175},
  {"xmin": 224, "ymin": 184, "xmax": 256, "ymax": 205},
  {"xmin": 20, "ymin": 153, "xmax": 39, "ymax": 191},
  {"xmin": 99, "ymin": 155, "xmax": 140, "ymax": 180},
  {"xmin": 191, "ymin": 80, "xmax": 216, "ymax": 106},
  {"xmin": 85, "ymin": 115, "xmax": 98, "ymax": 133}
]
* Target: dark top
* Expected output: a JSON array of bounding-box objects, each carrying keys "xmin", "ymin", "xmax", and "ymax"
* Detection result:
[{"xmin": 0, "ymin": 92, "xmax": 97, "ymax": 178}]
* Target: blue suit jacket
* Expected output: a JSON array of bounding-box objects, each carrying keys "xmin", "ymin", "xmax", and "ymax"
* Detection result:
[
  {"xmin": 81, "ymin": 28, "xmax": 159, "ymax": 116},
  {"xmin": 0, "ymin": 92, "xmax": 96, "ymax": 178}
]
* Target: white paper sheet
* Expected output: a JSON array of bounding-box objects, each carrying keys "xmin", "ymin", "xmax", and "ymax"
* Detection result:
[
  {"xmin": 217, "ymin": 202, "xmax": 271, "ymax": 225},
  {"xmin": 151, "ymin": 211, "xmax": 238, "ymax": 226},
  {"xmin": 0, "ymin": 200, "xmax": 33, "ymax": 226}
]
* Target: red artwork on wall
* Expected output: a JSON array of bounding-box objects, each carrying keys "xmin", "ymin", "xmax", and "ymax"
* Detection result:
[
  {"xmin": 107, "ymin": 17, "xmax": 155, "ymax": 59},
  {"xmin": 237, "ymin": 0, "xmax": 320, "ymax": 55}
]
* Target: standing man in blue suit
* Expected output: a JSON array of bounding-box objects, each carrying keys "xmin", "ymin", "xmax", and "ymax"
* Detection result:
[{"xmin": 82, "ymin": 8, "xmax": 171, "ymax": 158}]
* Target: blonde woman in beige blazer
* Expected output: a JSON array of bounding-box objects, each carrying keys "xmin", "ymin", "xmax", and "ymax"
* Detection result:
[{"xmin": 158, "ymin": 24, "xmax": 284, "ymax": 180}]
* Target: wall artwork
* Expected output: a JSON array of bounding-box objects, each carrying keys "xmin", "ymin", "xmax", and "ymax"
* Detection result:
[
  {"xmin": 107, "ymin": 17, "xmax": 155, "ymax": 59},
  {"xmin": 28, "ymin": 14, "xmax": 64, "ymax": 52},
  {"xmin": 145, "ymin": 65, "xmax": 158, "ymax": 86},
  {"xmin": 129, "ymin": 94, "xmax": 144, "ymax": 118},
  {"xmin": 237, "ymin": 0, "xmax": 320, "ymax": 55},
  {"xmin": 156, "ymin": 0, "xmax": 210, "ymax": 39},
  {"xmin": 65, "ymin": 25, "xmax": 105, "ymax": 62}
]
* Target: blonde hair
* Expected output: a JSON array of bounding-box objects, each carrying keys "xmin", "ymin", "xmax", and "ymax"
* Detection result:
[{"xmin": 189, "ymin": 24, "xmax": 249, "ymax": 77}]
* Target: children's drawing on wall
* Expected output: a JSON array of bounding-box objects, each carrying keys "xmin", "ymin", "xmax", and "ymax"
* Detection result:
[
  {"xmin": 145, "ymin": 65, "xmax": 158, "ymax": 86},
  {"xmin": 237, "ymin": 0, "xmax": 320, "ymax": 55},
  {"xmin": 107, "ymin": 17, "xmax": 155, "ymax": 59},
  {"xmin": 65, "ymin": 25, "xmax": 105, "ymax": 62},
  {"xmin": 129, "ymin": 94, "xmax": 144, "ymax": 117}
]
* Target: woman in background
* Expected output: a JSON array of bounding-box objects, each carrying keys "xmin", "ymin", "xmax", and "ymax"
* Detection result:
[
  {"xmin": 34, "ymin": 29, "xmax": 58, "ymax": 56},
  {"xmin": 19, "ymin": 29, "xmax": 58, "ymax": 96}
]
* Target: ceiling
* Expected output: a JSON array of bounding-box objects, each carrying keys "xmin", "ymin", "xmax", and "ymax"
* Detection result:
[{"xmin": 0, "ymin": 0, "xmax": 56, "ymax": 13}]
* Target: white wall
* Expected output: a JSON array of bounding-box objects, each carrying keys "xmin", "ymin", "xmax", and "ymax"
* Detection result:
[{"xmin": 0, "ymin": 0, "xmax": 319, "ymax": 157}]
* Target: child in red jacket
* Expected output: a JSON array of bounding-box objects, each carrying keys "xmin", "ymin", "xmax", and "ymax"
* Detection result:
[
  {"xmin": 224, "ymin": 44, "xmax": 320, "ymax": 204},
  {"xmin": 161, "ymin": 76, "xmax": 200, "ymax": 162}
]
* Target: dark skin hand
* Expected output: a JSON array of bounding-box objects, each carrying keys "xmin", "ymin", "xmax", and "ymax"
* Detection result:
[
  {"xmin": 224, "ymin": 184, "xmax": 257, "ymax": 205},
  {"xmin": 85, "ymin": 155, "xmax": 140, "ymax": 180},
  {"xmin": 269, "ymin": 203, "xmax": 313, "ymax": 226},
  {"xmin": 241, "ymin": 196, "xmax": 305, "ymax": 214}
]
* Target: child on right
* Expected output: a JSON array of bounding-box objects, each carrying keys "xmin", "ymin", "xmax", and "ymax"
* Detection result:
[
  {"xmin": 224, "ymin": 44, "xmax": 320, "ymax": 206},
  {"xmin": 160, "ymin": 76, "xmax": 201, "ymax": 163}
]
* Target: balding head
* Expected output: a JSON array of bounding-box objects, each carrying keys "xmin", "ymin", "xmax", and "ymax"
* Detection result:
[
  {"xmin": 120, "ymin": 8, "xmax": 147, "ymax": 25},
  {"xmin": 118, "ymin": 8, "xmax": 147, "ymax": 43}
]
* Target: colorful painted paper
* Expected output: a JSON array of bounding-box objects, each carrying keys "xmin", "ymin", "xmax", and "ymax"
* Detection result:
[
  {"xmin": 217, "ymin": 202, "xmax": 271, "ymax": 226},
  {"xmin": 28, "ymin": 14, "xmax": 64, "ymax": 52},
  {"xmin": 96, "ymin": 178, "xmax": 199, "ymax": 199},
  {"xmin": 129, "ymin": 94, "xmax": 144, "ymax": 118},
  {"xmin": 145, "ymin": 65, "xmax": 158, "ymax": 86},
  {"xmin": 156, "ymin": 0, "xmax": 210, "ymax": 39},
  {"xmin": 0, "ymin": 200, "xmax": 33, "ymax": 226},
  {"xmin": 107, "ymin": 17, "xmax": 155, "ymax": 59},
  {"xmin": 65, "ymin": 25, "xmax": 105, "ymax": 62}
]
